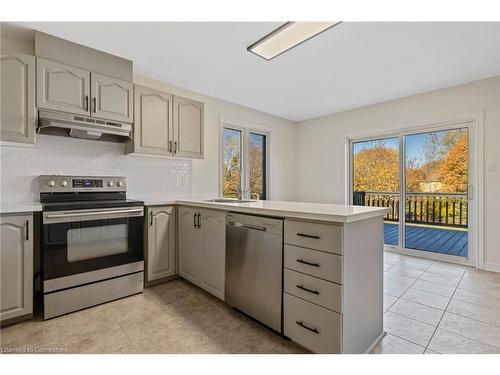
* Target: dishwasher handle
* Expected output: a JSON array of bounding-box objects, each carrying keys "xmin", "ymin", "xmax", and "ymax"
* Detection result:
[{"xmin": 227, "ymin": 221, "xmax": 267, "ymax": 232}]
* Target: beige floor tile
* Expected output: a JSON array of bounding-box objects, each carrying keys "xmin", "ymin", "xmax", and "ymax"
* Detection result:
[
  {"xmin": 244, "ymin": 319, "xmax": 309, "ymax": 354},
  {"xmin": 384, "ymin": 263, "xmax": 395, "ymax": 271},
  {"xmin": 428, "ymin": 328, "xmax": 500, "ymax": 354},
  {"xmin": 424, "ymin": 348, "xmax": 440, "ymax": 354},
  {"xmin": 426, "ymin": 263, "xmax": 466, "ymax": 278},
  {"xmin": 206, "ymin": 324, "xmax": 277, "ymax": 354},
  {"xmin": 420, "ymin": 271, "xmax": 462, "ymax": 287},
  {"xmin": 397, "ymin": 259, "xmax": 432, "ymax": 271},
  {"xmin": 401, "ymin": 287, "xmax": 450, "ymax": 310},
  {"xmin": 131, "ymin": 323, "xmax": 208, "ymax": 354},
  {"xmin": 0, "ymin": 319, "xmax": 62, "ymax": 352},
  {"xmin": 371, "ymin": 333, "xmax": 425, "ymax": 354},
  {"xmin": 458, "ymin": 278, "xmax": 500, "ymax": 298},
  {"xmin": 386, "ymin": 264, "xmax": 425, "ymax": 279},
  {"xmin": 60, "ymin": 321, "xmax": 131, "ymax": 354},
  {"xmin": 389, "ymin": 298, "xmax": 444, "ymax": 326},
  {"xmin": 383, "ymin": 311, "xmax": 435, "ymax": 347},
  {"xmin": 383, "ymin": 294, "xmax": 398, "ymax": 312},
  {"xmin": 439, "ymin": 312, "xmax": 500, "ymax": 348},
  {"xmin": 447, "ymin": 299, "xmax": 500, "ymax": 327},
  {"xmin": 410, "ymin": 279, "xmax": 456, "ymax": 298},
  {"xmin": 177, "ymin": 304, "xmax": 245, "ymax": 342},
  {"xmin": 384, "ymin": 272, "xmax": 417, "ymax": 287},
  {"xmin": 384, "ymin": 281, "xmax": 410, "ymax": 298},
  {"xmin": 453, "ymin": 288, "xmax": 500, "ymax": 310},
  {"xmin": 463, "ymin": 268, "xmax": 500, "ymax": 284}
]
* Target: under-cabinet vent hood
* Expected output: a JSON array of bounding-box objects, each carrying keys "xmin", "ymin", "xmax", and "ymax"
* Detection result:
[{"xmin": 38, "ymin": 110, "xmax": 132, "ymax": 143}]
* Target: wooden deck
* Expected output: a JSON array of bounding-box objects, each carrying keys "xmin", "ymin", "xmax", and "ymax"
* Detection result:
[{"xmin": 384, "ymin": 223, "xmax": 468, "ymax": 257}]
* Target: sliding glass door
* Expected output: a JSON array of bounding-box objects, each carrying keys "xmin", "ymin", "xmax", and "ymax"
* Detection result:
[{"xmin": 351, "ymin": 125, "xmax": 470, "ymax": 262}]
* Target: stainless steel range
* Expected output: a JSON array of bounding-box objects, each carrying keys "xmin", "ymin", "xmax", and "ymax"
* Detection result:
[{"xmin": 39, "ymin": 175, "xmax": 144, "ymax": 319}]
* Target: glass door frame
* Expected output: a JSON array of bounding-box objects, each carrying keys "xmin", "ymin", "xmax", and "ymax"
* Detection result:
[{"xmin": 347, "ymin": 117, "xmax": 480, "ymax": 267}]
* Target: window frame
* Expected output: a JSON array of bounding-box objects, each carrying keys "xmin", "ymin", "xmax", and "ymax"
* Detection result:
[{"xmin": 219, "ymin": 116, "xmax": 270, "ymax": 200}]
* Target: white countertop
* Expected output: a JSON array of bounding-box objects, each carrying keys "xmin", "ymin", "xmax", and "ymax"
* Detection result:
[
  {"xmin": 175, "ymin": 199, "xmax": 388, "ymax": 223},
  {"xmin": 0, "ymin": 198, "xmax": 388, "ymax": 223},
  {"xmin": 0, "ymin": 202, "xmax": 43, "ymax": 214}
]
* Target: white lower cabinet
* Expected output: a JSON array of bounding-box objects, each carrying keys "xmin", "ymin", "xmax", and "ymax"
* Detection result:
[
  {"xmin": 284, "ymin": 293, "xmax": 342, "ymax": 354},
  {"xmin": 1, "ymin": 213, "xmax": 33, "ymax": 323},
  {"xmin": 178, "ymin": 206, "xmax": 225, "ymax": 300},
  {"xmin": 146, "ymin": 205, "xmax": 176, "ymax": 282}
]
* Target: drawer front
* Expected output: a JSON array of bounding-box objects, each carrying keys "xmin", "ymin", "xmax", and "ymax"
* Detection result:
[
  {"xmin": 284, "ymin": 219, "xmax": 342, "ymax": 254},
  {"xmin": 284, "ymin": 293, "xmax": 342, "ymax": 354},
  {"xmin": 284, "ymin": 244, "xmax": 342, "ymax": 284},
  {"xmin": 284, "ymin": 269, "xmax": 341, "ymax": 313}
]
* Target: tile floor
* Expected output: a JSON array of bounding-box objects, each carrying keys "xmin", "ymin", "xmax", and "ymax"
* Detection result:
[
  {"xmin": 1, "ymin": 251, "xmax": 500, "ymax": 354},
  {"xmin": 0, "ymin": 278, "xmax": 308, "ymax": 354},
  {"xmin": 373, "ymin": 251, "xmax": 500, "ymax": 354}
]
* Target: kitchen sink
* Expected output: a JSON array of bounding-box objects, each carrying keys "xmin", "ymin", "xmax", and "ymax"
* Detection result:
[{"xmin": 204, "ymin": 198, "xmax": 255, "ymax": 204}]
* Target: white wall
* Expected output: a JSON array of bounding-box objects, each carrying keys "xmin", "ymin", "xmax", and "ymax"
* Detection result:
[
  {"xmin": 133, "ymin": 75, "xmax": 298, "ymax": 201},
  {"xmin": 296, "ymin": 76, "xmax": 500, "ymax": 270}
]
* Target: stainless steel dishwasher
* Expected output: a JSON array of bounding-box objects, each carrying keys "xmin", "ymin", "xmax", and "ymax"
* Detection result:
[{"xmin": 225, "ymin": 212, "xmax": 283, "ymax": 332}]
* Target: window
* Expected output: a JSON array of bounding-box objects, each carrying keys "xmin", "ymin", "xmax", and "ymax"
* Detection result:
[{"xmin": 221, "ymin": 124, "xmax": 268, "ymax": 200}]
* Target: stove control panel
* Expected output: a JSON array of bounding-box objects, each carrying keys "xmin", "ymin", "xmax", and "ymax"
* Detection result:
[{"xmin": 39, "ymin": 175, "xmax": 127, "ymax": 193}]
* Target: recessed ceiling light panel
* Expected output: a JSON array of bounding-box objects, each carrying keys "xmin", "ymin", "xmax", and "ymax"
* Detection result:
[{"xmin": 247, "ymin": 21, "xmax": 341, "ymax": 61}]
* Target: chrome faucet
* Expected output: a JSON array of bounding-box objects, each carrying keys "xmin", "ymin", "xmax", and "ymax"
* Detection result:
[{"xmin": 237, "ymin": 187, "xmax": 251, "ymax": 200}]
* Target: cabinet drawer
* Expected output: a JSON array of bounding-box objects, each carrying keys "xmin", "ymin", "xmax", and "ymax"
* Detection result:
[
  {"xmin": 284, "ymin": 269, "xmax": 341, "ymax": 313},
  {"xmin": 284, "ymin": 293, "xmax": 341, "ymax": 354},
  {"xmin": 284, "ymin": 244, "xmax": 342, "ymax": 284},
  {"xmin": 284, "ymin": 219, "xmax": 342, "ymax": 254}
]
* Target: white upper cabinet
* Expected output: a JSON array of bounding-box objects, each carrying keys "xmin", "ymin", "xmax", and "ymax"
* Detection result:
[
  {"xmin": 36, "ymin": 57, "xmax": 90, "ymax": 116},
  {"xmin": 126, "ymin": 85, "xmax": 173, "ymax": 156},
  {"xmin": 173, "ymin": 95, "xmax": 204, "ymax": 159},
  {"xmin": 91, "ymin": 72, "xmax": 133, "ymax": 123},
  {"xmin": 0, "ymin": 49, "xmax": 36, "ymax": 145}
]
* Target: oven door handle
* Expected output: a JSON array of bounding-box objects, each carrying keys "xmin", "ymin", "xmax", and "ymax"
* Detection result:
[{"xmin": 44, "ymin": 207, "xmax": 144, "ymax": 220}]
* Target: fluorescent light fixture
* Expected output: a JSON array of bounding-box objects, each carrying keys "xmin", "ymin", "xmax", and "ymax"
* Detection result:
[{"xmin": 247, "ymin": 21, "xmax": 341, "ymax": 61}]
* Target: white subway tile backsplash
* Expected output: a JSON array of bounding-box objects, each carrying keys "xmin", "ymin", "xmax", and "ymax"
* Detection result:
[{"xmin": 0, "ymin": 135, "xmax": 192, "ymax": 203}]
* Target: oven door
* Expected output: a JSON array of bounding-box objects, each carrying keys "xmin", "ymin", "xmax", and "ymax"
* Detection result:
[{"xmin": 42, "ymin": 206, "xmax": 144, "ymax": 285}]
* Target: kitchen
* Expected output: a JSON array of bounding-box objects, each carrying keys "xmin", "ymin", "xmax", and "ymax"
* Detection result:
[{"xmin": 1, "ymin": 5, "xmax": 500, "ymax": 372}]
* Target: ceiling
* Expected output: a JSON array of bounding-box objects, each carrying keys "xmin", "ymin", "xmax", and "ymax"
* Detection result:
[{"xmin": 17, "ymin": 22, "xmax": 500, "ymax": 121}]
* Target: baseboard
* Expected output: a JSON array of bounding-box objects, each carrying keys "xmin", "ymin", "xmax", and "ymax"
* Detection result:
[
  {"xmin": 365, "ymin": 330, "xmax": 386, "ymax": 354},
  {"xmin": 483, "ymin": 262, "xmax": 500, "ymax": 273}
]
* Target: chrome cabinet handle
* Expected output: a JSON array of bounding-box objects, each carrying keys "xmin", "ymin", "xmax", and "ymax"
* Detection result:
[
  {"xmin": 297, "ymin": 233, "xmax": 320, "ymax": 239},
  {"xmin": 45, "ymin": 208, "xmax": 143, "ymax": 219},
  {"xmin": 296, "ymin": 284, "xmax": 319, "ymax": 295},
  {"xmin": 25, "ymin": 220, "xmax": 29, "ymax": 241},
  {"xmin": 150, "ymin": 211, "xmax": 153, "ymax": 226},
  {"xmin": 194, "ymin": 212, "xmax": 197, "ymax": 228},
  {"xmin": 197, "ymin": 212, "xmax": 201, "ymax": 228},
  {"xmin": 296, "ymin": 259, "xmax": 320, "ymax": 267},
  {"xmin": 85, "ymin": 95, "xmax": 89, "ymax": 111},
  {"xmin": 93, "ymin": 97, "xmax": 96, "ymax": 113},
  {"xmin": 174, "ymin": 141, "xmax": 178, "ymax": 153},
  {"xmin": 169, "ymin": 140, "xmax": 173, "ymax": 153},
  {"xmin": 242, "ymin": 224, "xmax": 267, "ymax": 231},
  {"xmin": 296, "ymin": 321, "xmax": 319, "ymax": 334}
]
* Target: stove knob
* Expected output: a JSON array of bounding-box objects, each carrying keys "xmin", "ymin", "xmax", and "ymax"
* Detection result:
[
  {"xmin": 60, "ymin": 180, "xmax": 68, "ymax": 187},
  {"xmin": 108, "ymin": 181, "xmax": 114, "ymax": 187},
  {"xmin": 48, "ymin": 180, "xmax": 56, "ymax": 187},
  {"xmin": 117, "ymin": 181, "xmax": 124, "ymax": 187}
]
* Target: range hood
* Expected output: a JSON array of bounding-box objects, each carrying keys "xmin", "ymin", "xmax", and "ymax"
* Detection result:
[{"xmin": 38, "ymin": 110, "xmax": 132, "ymax": 143}]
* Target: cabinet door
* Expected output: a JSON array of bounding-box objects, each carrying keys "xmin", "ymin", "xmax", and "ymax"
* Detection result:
[
  {"xmin": 177, "ymin": 206, "xmax": 200, "ymax": 284},
  {"xmin": 147, "ymin": 206, "xmax": 176, "ymax": 282},
  {"xmin": 36, "ymin": 57, "xmax": 90, "ymax": 116},
  {"xmin": 129, "ymin": 85, "xmax": 173, "ymax": 156},
  {"xmin": 0, "ymin": 49, "xmax": 35, "ymax": 145},
  {"xmin": 199, "ymin": 209, "xmax": 226, "ymax": 300},
  {"xmin": 1, "ymin": 213, "xmax": 33, "ymax": 322},
  {"xmin": 173, "ymin": 95, "xmax": 204, "ymax": 159},
  {"xmin": 91, "ymin": 72, "xmax": 133, "ymax": 122}
]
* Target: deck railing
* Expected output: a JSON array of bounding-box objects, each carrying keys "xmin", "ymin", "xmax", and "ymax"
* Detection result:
[{"xmin": 353, "ymin": 191, "xmax": 468, "ymax": 228}]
